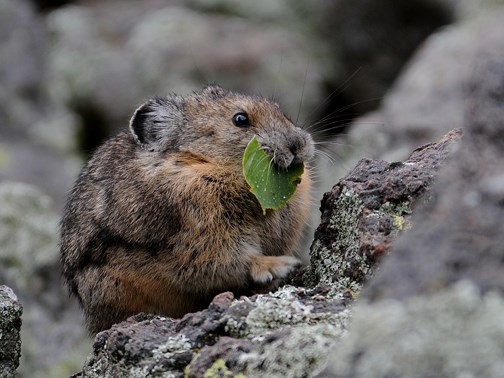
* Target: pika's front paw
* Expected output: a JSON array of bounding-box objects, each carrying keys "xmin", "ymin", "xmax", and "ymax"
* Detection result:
[{"xmin": 249, "ymin": 255, "xmax": 302, "ymax": 284}]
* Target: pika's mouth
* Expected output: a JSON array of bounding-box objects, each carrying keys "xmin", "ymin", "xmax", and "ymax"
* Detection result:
[{"xmin": 242, "ymin": 135, "xmax": 305, "ymax": 214}]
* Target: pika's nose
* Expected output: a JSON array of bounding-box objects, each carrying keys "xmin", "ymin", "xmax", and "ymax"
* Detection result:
[
  {"xmin": 288, "ymin": 139, "xmax": 305, "ymax": 164},
  {"xmin": 289, "ymin": 140, "xmax": 302, "ymax": 156}
]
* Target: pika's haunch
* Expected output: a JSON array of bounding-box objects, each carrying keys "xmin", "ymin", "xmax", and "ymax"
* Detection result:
[{"xmin": 60, "ymin": 85, "xmax": 314, "ymax": 335}]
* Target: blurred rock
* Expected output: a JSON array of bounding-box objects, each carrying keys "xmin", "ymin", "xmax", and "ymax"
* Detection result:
[
  {"xmin": 0, "ymin": 182, "xmax": 91, "ymax": 377},
  {"xmin": 46, "ymin": 1, "xmax": 323, "ymax": 153},
  {"xmin": 326, "ymin": 34, "xmax": 504, "ymax": 378},
  {"xmin": 0, "ymin": 286, "xmax": 22, "ymax": 378},
  {"xmin": 1, "ymin": 0, "xmax": 503, "ymax": 376},
  {"xmin": 320, "ymin": 6, "xmax": 504, "ymax": 194},
  {"xmin": 0, "ymin": 182, "xmax": 58, "ymax": 291},
  {"xmin": 315, "ymin": 0, "xmax": 452, "ymax": 120},
  {"xmin": 0, "ymin": 0, "xmax": 81, "ymax": 209},
  {"xmin": 328, "ymin": 282, "xmax": 504, "ymax": 378},
  {"xmin": 0, "ymin": 0, "xmax": 46, "ymax": 138}
]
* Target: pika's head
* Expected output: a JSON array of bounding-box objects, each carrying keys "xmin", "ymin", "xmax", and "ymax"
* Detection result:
[{"xmin": 130, "ymin": 85, "xmax": 314, "ymax": 169}]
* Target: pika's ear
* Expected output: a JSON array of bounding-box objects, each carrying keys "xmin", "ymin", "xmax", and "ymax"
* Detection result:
[{"xmin": 129, "ymin": 96, "xmax": 184, "ymax": 151}]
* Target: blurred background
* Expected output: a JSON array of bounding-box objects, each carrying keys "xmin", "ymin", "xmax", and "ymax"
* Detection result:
[{"xmin": 0, "ymin": 0, "xmax": 502, "ymax": 376}]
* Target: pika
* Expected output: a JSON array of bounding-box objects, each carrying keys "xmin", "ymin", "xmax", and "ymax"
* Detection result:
[{"xmin": 60, "ymin": 85, "xmax": 314, "ymax": 335}]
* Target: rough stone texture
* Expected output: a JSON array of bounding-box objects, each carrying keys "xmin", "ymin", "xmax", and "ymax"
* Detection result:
[
  {"xmin": 304, "ymin": 129, "xmax": 462, "ymax": 291},
  {"xmin": 0, "ymin": 286, "xmax": 22, "ymax": 378},
  {"xmin": 363, "ymin": 51, "xmax": 504, "ymax": 303},
  {"xmin": 77, "ymin": 286, "xmax": 351, "ymax": 377},
  {"xmin": 1, "ymin": 1, "xmax": 501, "ymax": 376},
  {"xmin": 326, "ymin": 31, "xmax": 504, "ymax": 378}
]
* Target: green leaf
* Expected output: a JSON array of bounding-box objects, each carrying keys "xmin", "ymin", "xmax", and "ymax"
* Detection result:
[{"xmin": 243, "ymin": 135, "xmax": 304, "ymax": 215}]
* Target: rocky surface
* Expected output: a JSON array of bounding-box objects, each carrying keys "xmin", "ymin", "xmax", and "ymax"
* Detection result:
[
  {"xmin": 315, "ymin": 0, "xmax": 452, "ymax": 118},
  {"xmin": 74, "ymin": 128, "xmax": 460, "ymax": 377},
  {"xmin": 304, "ymin": 129, "xmax": 462, "ymax": 292},
  {"xmin": 77, "ymin": 288, "xmax": 351, "ymax": 377},
  {"xmin": 0, "ymin": 286, "xmax": 22, "ymax": 378},
  {"xmin": 325, "ymin": 34, "xmax": 504, "ymax": 378}
]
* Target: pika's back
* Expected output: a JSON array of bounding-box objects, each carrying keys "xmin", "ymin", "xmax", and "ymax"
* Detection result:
[{"xmin": 60, "ymin": 85, "xmax": 314, "ymax": 334}]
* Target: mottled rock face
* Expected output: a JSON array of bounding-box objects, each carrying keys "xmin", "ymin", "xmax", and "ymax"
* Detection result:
[
  {"xmin": 304, "ymin": 129, "xmax": 463, "ymax": 292},
  {"xmin": 76, "ymin": 286, "xmax": 351, "ymax": 377},
  {"xmin": 2, "ymin": 1, "xmax": 502, "ymax": 377},
  {"xmin": 0, "ymin": 286, "xmax": 22, "ymax": 377}
]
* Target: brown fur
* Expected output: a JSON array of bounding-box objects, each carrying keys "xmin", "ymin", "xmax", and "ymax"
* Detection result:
[{"xmin": 60, "ymin": 85, "xmax": 314, "ymax": 335}]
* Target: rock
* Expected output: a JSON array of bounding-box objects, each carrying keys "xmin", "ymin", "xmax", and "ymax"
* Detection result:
[
  {"xmin": 0, "ymin": 182, "xmax": 91, "ymax": 377},
  {"xmin": 0, "ymin": 0, "xmax": 46, "ymax": 137},
  {"xmin": 381, "ymin": 8, "xmax": 504, "ymax": 149},
  {"xmin": 0, "ymin": 286, "xmax": 22, "ymax": 378},
  {"xmin": 316, "ymin": 6, "xmax": 504, "ymax": 211},
  {"xmin": 304, "ymin": 129, "xmax": 462, "ymax": 292},
  {"xmin": 0, "ymin": 182, "xmax": 59, "ymax": 292},
  {"xmin": 316, "ymin": 0, "xmax": 453, "ymax": 117},
  {"xmin": 326, "ymin": 35, "xmax": 504, "ymax": 378},
  {"xmin": 46, "ymin": 1, "xmax": 323, "ymax": 148},
  {"xmin": 0, "ymin": 0, "xmax": 81, "ymax": 209},
  {"xmin": 77, "ymin": 285, "xmax": 351, "ymax": 377},
  {"xmin": 328, "ymin": 282, "xmax": 504, "ymax": 378},
  {"xmin": 364, "ymin": 33, "xmax": 504, "ymax": 304}
]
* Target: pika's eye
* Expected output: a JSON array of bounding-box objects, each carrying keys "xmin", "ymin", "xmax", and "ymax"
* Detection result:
[{"xmin": 232, "ymin": 112, "xmax": 250, "ymax": 127}]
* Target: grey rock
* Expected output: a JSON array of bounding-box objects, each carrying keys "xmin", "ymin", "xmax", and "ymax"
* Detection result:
[
  {"xmin": 319, "ymin": 6, "xmax": 504, "ymax": 197},
  {"xmin": 0, "ymin": 182, "xmax": 90, "ymax": 377},
  {"xmin": 329, "ymin": 282, "xmax": 504, "ymax": 378},
  {"xmin": 0, "ymin": 286, "xmax": 22, "ymax": 378},
  {"xmin": 364, "ymin": 55, "xmax": 504, "ymax": 303},
  {"xmin": 0, "ymin": 0, "xmax": 81, "ymax": 209},
  {"xmin": 0, "ymin": 182, "xmax": 58, "ymax": 291},
  {"xmin": 304, "ymin": 129, "xmax": 462, "ymax": 292},
  {"xmin": 316, "ymin": 0, "xmax": 453, "ymax": 115},
  {"xmin": 326, "ymin": 31, "xmax": 504, "ymax": 378},
  {"xmin": 77, "ymin": 287, "xmax": 351, "ymax": 377},
  {"xmin": 46, "ymin": 2, "xmax": 323, "ymax": 138},
  {"xmin": 0, "ymin": 0, "xmax": 46, "ymax": 137},
  {"xmin": 0, "ymin": 140, "xmax": 81, "ymax": 211},
  {"xmin": 382, "ymin": 6, "xmax": 504, "ymax": 149}
]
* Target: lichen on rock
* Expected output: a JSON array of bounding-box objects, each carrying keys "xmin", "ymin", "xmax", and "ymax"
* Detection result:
[
  {"xmin": 305, "ymin": 187, "xmax": 365, "ymax": 292},
  {"xmin": 303, "ymin": 129, "xmax": 462, "ymax": 293},
  {"xmin": 0, "ymin": 285, "xmax": 22, "ymax": 378}
]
